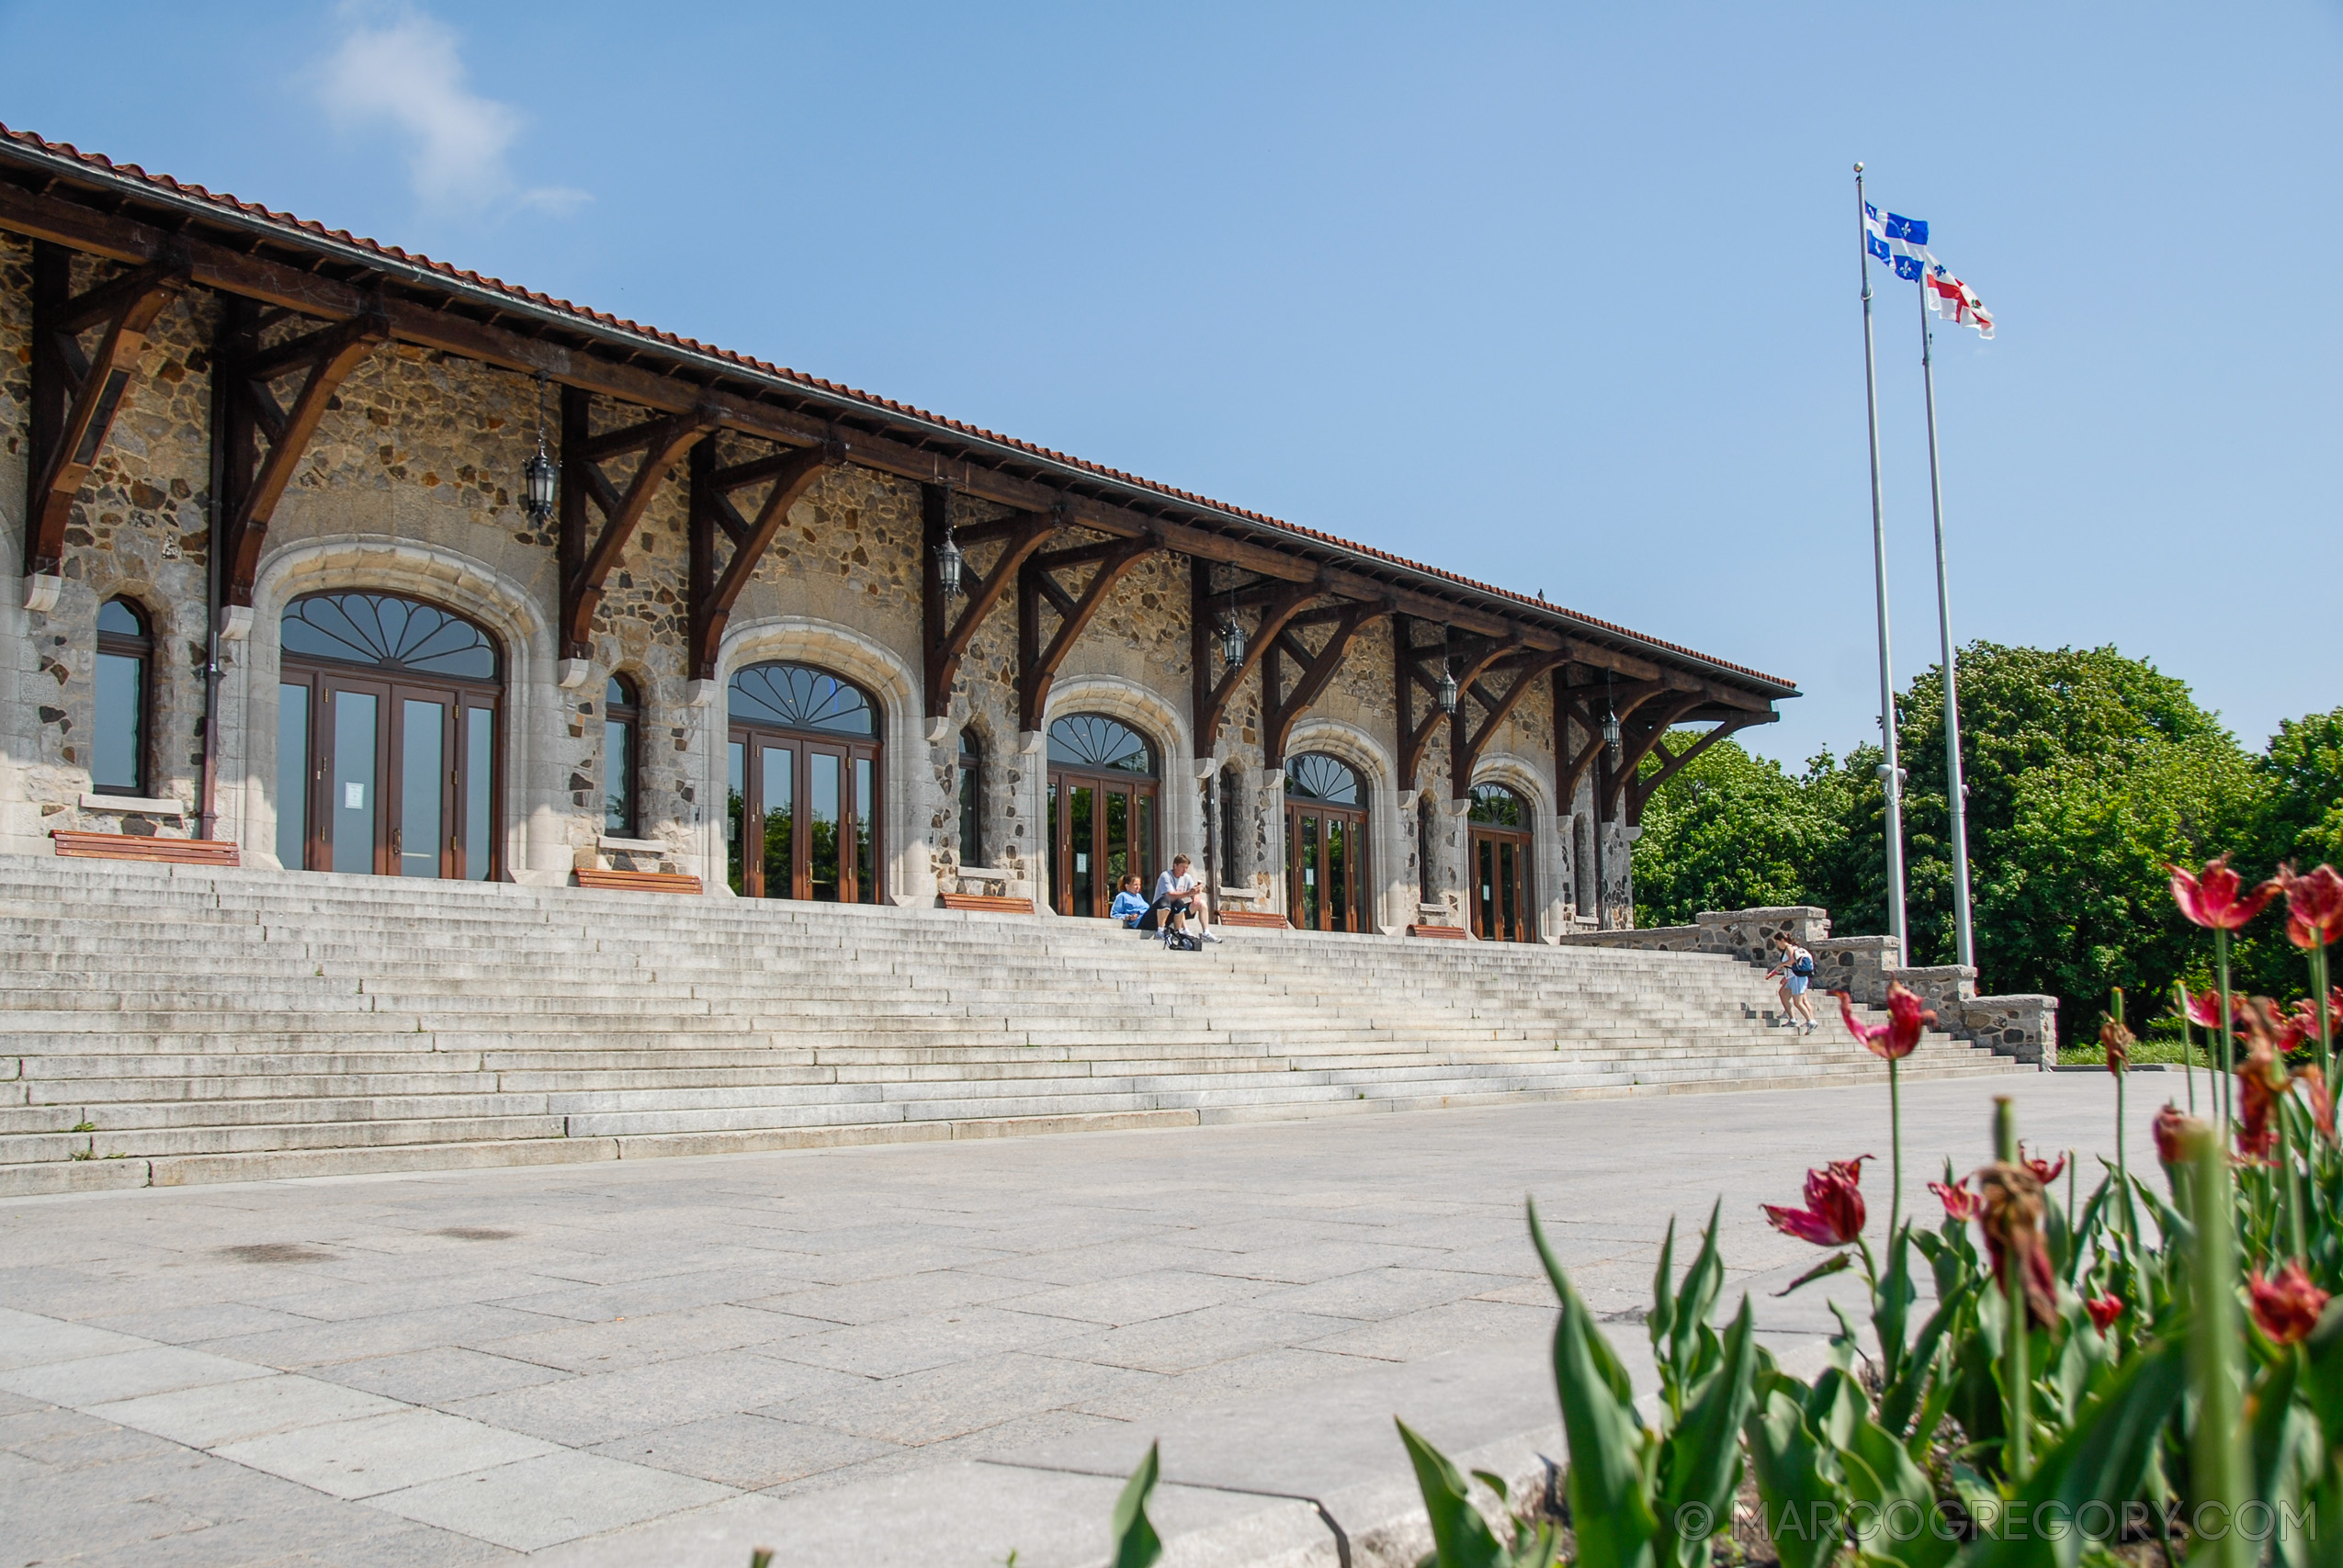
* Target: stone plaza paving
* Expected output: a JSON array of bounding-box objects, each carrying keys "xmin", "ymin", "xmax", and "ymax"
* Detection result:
[{"xmin": 0, "ymin": 1074, "xmax": 2164, "ymax": 1566}]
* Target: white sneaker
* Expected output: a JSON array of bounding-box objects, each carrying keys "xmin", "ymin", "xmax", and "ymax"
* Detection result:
[{"xmin": 1205, "ymin": 931, "xmax": 1224, "ymax": 943}]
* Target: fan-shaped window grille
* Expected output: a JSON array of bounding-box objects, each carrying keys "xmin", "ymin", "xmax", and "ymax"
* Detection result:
[
  {"xmin": 282, "ymin": 592, "xmax": 500, "ymax": 681},
  {"xmin": 1047, "ymin": 715, "xmax": 1156, "ymax": 775},
  {"xmin": 1285, "ymin": 753, "xmax": 1363, "ymax": 806},
  {"xmin": 1468, "ymin": 782, "xmax": 1528, "ymax": 828},
  {"xmin": 729, "ymin": 662, "xmax": 877, "ymax": 735}
]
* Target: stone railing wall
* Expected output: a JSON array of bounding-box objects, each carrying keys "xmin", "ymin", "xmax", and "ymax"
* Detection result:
[{"xmin": 1562, "ymin": 906, "xmax": 2057, "ymax": 1066}]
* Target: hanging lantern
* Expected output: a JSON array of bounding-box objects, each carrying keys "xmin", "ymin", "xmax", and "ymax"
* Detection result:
[
  {"xmin": 1218, "ymin": 613, "xmax": 1246, "ymax": 669},
  {"xmin": 935, "ymin": 527, "xmax": 964, "ymax": 597},
  {"xmin": 1436, "ymin": 663, "xmax": 1459, "ymax": 716},
  {"xmin": 521, "ymin": 372, "xmax": 557, "ymax": 524},
  {"xmin": 1602, "ymin": 705, "xmax": 1623, "ymax": 761}
]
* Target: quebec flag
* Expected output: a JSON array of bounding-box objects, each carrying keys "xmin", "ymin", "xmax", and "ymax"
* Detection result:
[{"xmin": 1864, "ymin": 204, "xmax": 1930, "ymax": 280}]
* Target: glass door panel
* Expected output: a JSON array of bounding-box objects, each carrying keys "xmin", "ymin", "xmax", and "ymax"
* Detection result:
[
  {"xmin": 1298, "ymin": 812, "xmax": 1320, "ymax": 929},
  {"xmin": 277, "ymin": 683, "xmax": 309, "ymax": 870},
  {"xmin": 806, "ymin": 748, "xmax": 842, "ymax": 902},
  {"xmin": 727, "ymin": 740, "xmax": 747, "ymax": 894},
  {"xmin": 396, "ymin": 696, "xmax": 447, "ymax": 877},
  {"xmin": 1068, "ymin": 785, "xmax": 1095, "ymax": 915},
  {"xmin": 1327, "ymin": 818, "xmax": 1351, "ymax": 931},
  {"xmin": 328, "ymin": 686, "xmax": 380, "ymax": 874},
  {"xmin": 1137, "ymin": 794, "xmax": 1155, "ymax": 895},
  {"xmin": 761, "ymin": 743, "xmax": 795, "ymax": 899},
  {"xmin": 460, "ymin": 704, "xmax": 494, "ymax": 881},
  {"xmin": 854, "ymin": 756, "xmax": 876, "ymax": 905},
  {"xmin": 1104, "ymin": 789, "xmax": 1131, "ymax": 897}
]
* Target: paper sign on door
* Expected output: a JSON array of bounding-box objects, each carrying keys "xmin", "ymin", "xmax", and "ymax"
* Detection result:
[{"xmin": 345, "ymin": 783, "xmax": 365, "ymax": 809}]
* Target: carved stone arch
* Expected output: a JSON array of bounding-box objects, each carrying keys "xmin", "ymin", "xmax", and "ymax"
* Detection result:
[
  {"xmin": 1280, "ymin": 715, "xmax": 1412, "ymax": 932},
  {"xmin": 1037, "ymin": 674, "xmax": 1203, "ymax": 911},
  {"xmin": 240, "ymin": 536, "xmax": 555, "ymax": 876},
  {"xmin": 1467, "ymin": 748, "xmax": 1568, "ymax": 942},
  {"xmin": 710, "ymin": 615, "xmax": 930, "ymax": 904}
]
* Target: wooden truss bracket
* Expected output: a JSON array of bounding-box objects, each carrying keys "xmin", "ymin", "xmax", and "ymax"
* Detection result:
[
  {"xmin": 684, "ymin": 434, "xmax": 845, "ymax": 680},
  {"xmin": 1190, "ymin": 561, "xmax": 1321, "ymax": 753},
  {"xmin": 1261, "ymin": 599, "xmax": 1389, "ymax": 770},
  {"xmin": 924, "ymin": 493, "xmax": 1057, "ymax": 722},
  {"xmin": 1601, "ymin": 689, "xmax": 1712, "ymax": 822},
  {"xmin": 216, "ymin": 295, "xmax": 388, "ymax": 606},
  {"xmin": 559, "ymin": 387, "xmax": 720, "ymax": 659},
  {"xmin": 22, "ymin": 240, "xmax": 189, "ymax": 581},
  {"xmin": 1624, "ymin": 708, "xmax": 1778, "ymax": 826},
  {"xmin": 1016, "ymin": 534, "xmax": 1157, "ymax": 734},
  {"xmin": 1450, "ymin": 647, "xmax": 1570, "ymax": 802}
]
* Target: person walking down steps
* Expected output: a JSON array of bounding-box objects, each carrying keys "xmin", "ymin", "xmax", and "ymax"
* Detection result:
[{"xmin": 1765, "ymin": 931, "xmax": 1819, "ymax": 1033}]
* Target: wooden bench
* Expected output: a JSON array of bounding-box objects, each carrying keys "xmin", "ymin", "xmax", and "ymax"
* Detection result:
[
  {"xmin": 51, "ymin": 830, "xmax": 240, "ymax": 867},
  {"xmin": 1406, "ymin": 923, "xmax": 1467, "ymax": 940},
  {"xmin": 1216, "ymin": 909, "xmax": 1291, "ymax": 930},
  {"xmin": 575, "ymin": 868, "xmax": 703, "ymax": 896},
  {"xmin": 939, "ymin": 892, "xmax": 1035, "ymax": 915}
]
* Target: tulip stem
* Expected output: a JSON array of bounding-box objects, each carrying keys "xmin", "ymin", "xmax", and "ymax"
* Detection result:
[
  {"xmin": 1993, "ymin": 1097, "xmax": 2031, "ymax": 1480},
  {"xmin": 2113, "ymin": 989, "xmax": 2131, "ymax": 1241},
  {"xmin": 1888, "ymin": 1055, "xmax": 1903, "ymax": 1239},
  {"xmin": 2184, "ymin": 1118, "xmax": 2250, "ymax": 1568},
  {"xmin": 2315, "ymin": 940, "xmax": 2333, "ymax": 1096},
  {"xmin": 2175, "ymin": 982, "xmax": 2196, "ymax": 1115},
  {"xmin": 2215, "ymin": 928, "xmax": 2235, "ymax": 1132}
]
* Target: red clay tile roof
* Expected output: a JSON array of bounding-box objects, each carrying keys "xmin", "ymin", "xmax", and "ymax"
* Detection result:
[{"xmin": 0, "ymin": 123, "xmax": 1794, "ymax": 696}]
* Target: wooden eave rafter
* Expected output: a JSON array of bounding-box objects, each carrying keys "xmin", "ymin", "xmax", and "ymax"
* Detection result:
[{"xmin": 0, "ymin": 170, "xmax": 1793, "ymax": 711}]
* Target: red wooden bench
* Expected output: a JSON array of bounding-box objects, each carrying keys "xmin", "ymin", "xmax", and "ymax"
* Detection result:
[
  {"xmin": 575, "ymin": 868, "xmax": 703, "ymax": 896},
  {"xmin": 1406, "ymin": 923, "xmax": 1467, "ymax": 939},
  {"xmin": 1216, "ymin": 909, "xmax": 1291, "ymax": 930},
  {"xmin": 51, "ymin": 830, "xmax": 239, "ymax": 867},
  {"xmin": 939, "ymin": 892, "xmax": 1036, "ymax": 914}
]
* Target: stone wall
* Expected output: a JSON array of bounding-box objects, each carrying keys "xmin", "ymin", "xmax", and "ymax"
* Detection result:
[
  {"xmin": 0, "ymin": 241, "xmax": 1631, "ymax": 930},
  {"xmin": 1563, "ymin": 904, "xmax": 2056, "ymax": 1064}
]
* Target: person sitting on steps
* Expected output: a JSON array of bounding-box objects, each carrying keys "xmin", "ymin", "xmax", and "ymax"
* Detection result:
[
  {"xmin": 1764, "ymin": 931, "xmax": 1819, "ymax": 1033},
  {"xmin": 1110, "ymin": 874, "xmax": 1150, "ymax": 930},
  {"xmin": 1154, "ymin": 854, "xmax": 1223, "ymax": 944}
]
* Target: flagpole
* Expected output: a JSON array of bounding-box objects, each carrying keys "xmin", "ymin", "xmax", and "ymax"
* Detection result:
[
  {"xmin": 1917, "ymin": 269, "xmax": 1975, "ymax": 971},
  {"xmin": 1856, "ymin": 164, "xmax": 1909, "ymax": 967}
]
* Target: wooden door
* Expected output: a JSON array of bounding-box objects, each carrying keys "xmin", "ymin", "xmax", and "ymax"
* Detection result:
[
  {"xmin": 1469, "ymin": 827, "xmax": 1534, "ymax": 942},
  {"xmin": 1287, "ymin": 802, "xmax": 1368, "ymax": 932}
]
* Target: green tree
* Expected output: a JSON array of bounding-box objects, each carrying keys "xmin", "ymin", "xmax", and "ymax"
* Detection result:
[
  {"xmin": 2234, "ymin": 707, "xmax": 2343, "ymax": 999},
  {"xmin": 1630, "ymin": 738, "xmax": 1846, "ymax": 928}
]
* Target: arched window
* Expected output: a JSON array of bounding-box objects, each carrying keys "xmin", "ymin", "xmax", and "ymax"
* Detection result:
[
  {"xmin": 1285, "ymin": 752, "xmax": 1363, "ymax": 806},
  {"xmin": 93, "ymin": 597, "xmax": 153, "ymax": 796},
  {"xmin": 1046, "ymin": 714, "xmax": 1159, "ymax": 917},
  {"xmin": 726, "ymin": 661, "xmax": 882, "ymax": 903},
  {"xmin": 1047, "ymin": 714, "xmax": 1156, "ymax": 775},
  {"xmin": 605, "ymin": 675, "xmax": 640, "ymax": 837},
  {"xmin": 729, "ymin": 663, "xmax": 876, "ymax": 735},
  {"xmin": 957, "ymin": 728, "xmax": 983, "ymax": 866},
  {"xmin": 278, "ymin": 591, "xmax": 503, "ymax": 879},
  {"xmin": 1467, "ymin": 782, "xmax": 1527, "ymax": 828},
  {"xmin": 1285, "ymin": 753, "xmax": 1368, "ymax": 931}
]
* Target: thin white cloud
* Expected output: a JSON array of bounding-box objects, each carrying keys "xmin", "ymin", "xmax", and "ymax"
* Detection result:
[{"xmin": 315, "ymin": 5, "xmax": 589, "ymax": 215}]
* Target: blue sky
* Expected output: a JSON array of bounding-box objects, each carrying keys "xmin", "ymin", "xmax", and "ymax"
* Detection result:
[{"xmin": 5, "ymin": 2, "xmax": 2336, "ymax": 765}]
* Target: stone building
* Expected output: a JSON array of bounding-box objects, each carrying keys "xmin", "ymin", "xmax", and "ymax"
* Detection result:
[{"xmin": 0, "ymin": 126, "xmax": 1795, "ymax": 939}]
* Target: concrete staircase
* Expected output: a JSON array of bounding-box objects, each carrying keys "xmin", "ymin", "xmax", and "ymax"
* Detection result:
[{"xmin": 0, "ymin": 859, "xmax": 2025, "ymax": 1195}]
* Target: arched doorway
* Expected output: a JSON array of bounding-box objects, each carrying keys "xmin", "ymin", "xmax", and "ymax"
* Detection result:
[
  {"xmin": 1468, "ymin": 783, "xmax": 1535, "ymax": 942},
  {"xmin": 1285, "ymin": 752, "xmax": 1368, "ymax": 932},
  {"xmin": 277, "ymin": 591, "xmax": 503, "ymax": 879},
  {"xmin": 726, "ymin": 661, "xmax": 882, "ymax": 903},
  {"xmin": 1047, "ymin": 714, "xmax": 1159, "ymax": 918}
]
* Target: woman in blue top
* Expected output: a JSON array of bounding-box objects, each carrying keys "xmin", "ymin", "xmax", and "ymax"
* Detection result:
[{"xmin": 1110, "ymin": 874, "xmax": 1150, "ymax": 929}]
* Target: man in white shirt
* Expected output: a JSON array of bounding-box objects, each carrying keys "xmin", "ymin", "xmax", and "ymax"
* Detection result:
[{"xmin": 1153, "ymin": 855, "xmax": 1223, "ymax": 943}]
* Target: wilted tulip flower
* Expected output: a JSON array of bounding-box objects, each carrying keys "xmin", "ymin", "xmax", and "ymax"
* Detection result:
[
  {"xmin": 1975, "ymin": 1161, "xmax": 2059, "ymax": 1329},
  {"xmin": 1927, "ymin": 1179, "xmax": 1983, "ymax": 1223},
  {"xmin": 2235, "ymin": 1004, "xmax": 2292, "ymax": 1161},
  {"xmin": 2100, "ymin": 1018, "xmax": 2133, "ymax": 1076},
  {"xmin": 2291, "ymin": 989, "xmax": 2342, "ymax": 1042},
  {"xmin": 2018, "ymin": 1144, "xmax": 2066, "ymax": 1186},
  {"xmin": 2084, "ymin": 1294, "xmax": 2124, "ymax": 1336},
  {"xmin": 2181, "ymin": 987, "xmax": 2242, "ymax": 1032},
  {"xmin": 1763, "ymin": 1156, "xmax": 1871, "ymax": 1247},
  {"xmin": 2281, "ymin": 863, "xmax": 2343, "ymax": 949},
  {"xmin": 2296, "ymin": 1065, "xmax": 2337, "ymax": 1143},
  {"xmin": 2151, "ymin": 1102, "xmax": 2201, "ymax": 1166},
  {"xmin": 2248, "ymin": 1261, "xmax": 2331, "ymax": 1346},
  {"xmin": 1837, "ymin": 983, "xmax": 1933, "ymax": 1060},
  {"xmin": 2170, "ymin": 855, "xmax": 2281, "ymax": 931}
]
